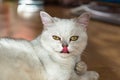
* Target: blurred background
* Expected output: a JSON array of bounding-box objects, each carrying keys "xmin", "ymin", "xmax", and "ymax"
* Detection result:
[{"xmin": 0, "ymin": 0, "xmax": 120, "ymax": 80}]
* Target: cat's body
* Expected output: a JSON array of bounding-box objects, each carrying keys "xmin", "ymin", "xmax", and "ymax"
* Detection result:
[
  {"xmin": 0, "ymin": 38, "xmax": 74, "ymax": 80},
  {"xmin": 0, "ymin": 11, "xmax": 99, "ymax": 80},
  {"xmin": 0, "ymin": 38, "xmax": 44, "ymax": 80}
]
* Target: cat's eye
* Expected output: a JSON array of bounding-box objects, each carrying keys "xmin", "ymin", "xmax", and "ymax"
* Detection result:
[
  {"xmin": 52, "ymin": 35, "xmax": 61, "ymax": 40},
  {"xmin": 70, "ymin": 36, "xmax": 79, "ymax": 41}
]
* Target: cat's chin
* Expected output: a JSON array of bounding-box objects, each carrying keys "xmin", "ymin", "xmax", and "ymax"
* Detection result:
[{"xmin": 59, "ymin": 53, "xmax": 72, "ymax": 58}]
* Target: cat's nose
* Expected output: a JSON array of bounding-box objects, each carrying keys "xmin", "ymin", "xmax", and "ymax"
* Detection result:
[
  {"xmin": 62, "ymin": 41, "xmax": 68, "ymax": 47},
  {"xmin": 62, "ymin": 44, "xmax": 68, "ymax": 47}
]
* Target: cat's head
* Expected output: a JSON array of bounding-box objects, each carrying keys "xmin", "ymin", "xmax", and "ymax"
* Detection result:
[{"xmin": 39, "ymin": 11, "xmax": 90, "ymax": 58}]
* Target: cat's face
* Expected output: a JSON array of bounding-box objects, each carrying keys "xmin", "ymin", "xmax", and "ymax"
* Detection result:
[{"xmin": 40, "ymin": 11, "xmax": 90, "ymax": 58}]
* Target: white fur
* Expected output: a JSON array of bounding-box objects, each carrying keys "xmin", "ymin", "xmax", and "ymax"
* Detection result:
[{"xmin": 0, "ymin": 11, "xmax": 99, "ymax": 80}]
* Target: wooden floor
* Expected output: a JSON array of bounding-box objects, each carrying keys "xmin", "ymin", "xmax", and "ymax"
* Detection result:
[{"xmin": 0, "ymin": 2, "xmax": 120, "ymax": 80}]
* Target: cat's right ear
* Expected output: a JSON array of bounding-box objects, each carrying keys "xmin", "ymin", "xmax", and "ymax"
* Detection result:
[
  {"xmin": 40, "ymin": 11, "xmax": 53, "ymax": 25},
  {"xmin": 75, "ymin": 12, "xmax": 91, "ymax": 28}
]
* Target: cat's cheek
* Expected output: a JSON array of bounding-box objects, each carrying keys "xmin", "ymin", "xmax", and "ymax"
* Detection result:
[
  {"xmin": 68, "ymin": 46, "xmax": 74, "ymax": 52},
  {"xmin": 52, "ymin": 43, "xmax": 62, "ymax": 52},
  {"xmin": 68, "ymin": 43, "xmax": 80, "ymax": 52},
  {"xmin": 54, "ymin": 47, "xmax": 62, "ymax": 52}
]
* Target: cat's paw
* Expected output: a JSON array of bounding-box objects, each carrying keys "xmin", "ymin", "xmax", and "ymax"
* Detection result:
[
  {"xmin": 75, "ymin": 61, "xmax": 87, "ymax": 75},
  {"xmin": 83, "ymin": 71, "xmax": 99, "ymax": 80}
]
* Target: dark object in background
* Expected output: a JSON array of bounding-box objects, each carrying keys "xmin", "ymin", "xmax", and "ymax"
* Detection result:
[
  {"xmin": 58, "ymin": 0, "xmax": 81, "ymax": 7},
  {"xmin": 44, "ymin": 0, "xmax": 91, "ymax": 7},
  {"xmin": 71, "ymin": 0, "xmax": 120, "ymax": 25}
]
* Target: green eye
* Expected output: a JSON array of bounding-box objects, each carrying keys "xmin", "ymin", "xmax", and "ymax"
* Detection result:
[
  {"xmin": 52, "ymin": 35, "xmax": 61, "ymax": 40},
  {"xmin": 70, "ymin": 36, "xmax": 79, "ymax": 41}
]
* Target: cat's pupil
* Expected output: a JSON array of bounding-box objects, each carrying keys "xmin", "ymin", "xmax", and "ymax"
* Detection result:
[
  {"xmin": 70, "ymin": 36, "xmax": 79, "ymax": 41},
  {"xmin": 52, "ymin": 35, "xmax": 61, "ymax": 40}
]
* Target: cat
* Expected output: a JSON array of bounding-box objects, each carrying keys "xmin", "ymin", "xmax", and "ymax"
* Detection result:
[{"xmin": 0, "ymin": 11, "xmax": 99, "ymax": 80}]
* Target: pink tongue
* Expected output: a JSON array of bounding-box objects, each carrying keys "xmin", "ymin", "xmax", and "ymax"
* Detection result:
[{"xmin": 62, "ymin": 46, "xmax": 69, "ymax": 53}]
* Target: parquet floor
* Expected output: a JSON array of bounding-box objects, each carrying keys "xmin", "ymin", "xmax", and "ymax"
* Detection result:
[{"xmin": 0, "ymin": 3, "xmax": 120, "ymax": 80}]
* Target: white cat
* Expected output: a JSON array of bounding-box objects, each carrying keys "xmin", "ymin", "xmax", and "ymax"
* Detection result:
[{"xmin": 0, "ymin": 11, "xmax": 99, "ymax": 80}]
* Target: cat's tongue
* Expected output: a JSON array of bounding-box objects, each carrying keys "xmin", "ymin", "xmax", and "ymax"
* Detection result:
[{"xmin": 61, "ymin": 46, "xmax": 69, "ymax": 54}]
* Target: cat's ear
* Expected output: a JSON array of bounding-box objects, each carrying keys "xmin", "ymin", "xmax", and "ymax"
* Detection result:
[
  {"xmin": 75, "ymin": 12, "xmax": 91, "ymax": 28},
  {"xmin": 40, "ymin": 11, "xmax": 53, "ymax": 25}
]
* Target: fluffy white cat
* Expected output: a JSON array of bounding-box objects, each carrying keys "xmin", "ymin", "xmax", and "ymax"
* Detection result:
[{"xmin": 0, "ymin": 11, "xmax": 99, "ymax": 80}]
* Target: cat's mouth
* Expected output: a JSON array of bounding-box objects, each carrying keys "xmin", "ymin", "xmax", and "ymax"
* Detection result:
[{"xmin": 60, "ymin": 50, "xmax": 70, "ymax": 54}]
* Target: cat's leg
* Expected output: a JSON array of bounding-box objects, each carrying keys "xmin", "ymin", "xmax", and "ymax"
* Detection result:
[
  {"xmin": 79, "ymin": 71, "xmax": 99, "ymax": 80},
  {"xmin": 75, "ymin": 61, "xmax": 87, "ymax": 75},
  {"xmin": 74, "ymin": 61, "xmax": 99, "ymax": 80}
]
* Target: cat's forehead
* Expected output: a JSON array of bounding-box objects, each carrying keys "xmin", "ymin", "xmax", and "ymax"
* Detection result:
[
  {"xmin": 50, "ymin": 19, "xmax": 82, "ymax": 36},
  {"xmin": 54, "ymin": 19, "xmax": 76, "ymax": 30}
]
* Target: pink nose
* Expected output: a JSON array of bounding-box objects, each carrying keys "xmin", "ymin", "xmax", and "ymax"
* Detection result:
[{"xmin": 61, "ymin": 46, "xmax": 69, "ymax": 53}]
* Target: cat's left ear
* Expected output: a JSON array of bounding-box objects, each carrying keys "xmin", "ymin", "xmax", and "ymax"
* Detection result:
[
  {"xmin": 40, "ymin": 11, "xmax": 53, "ymax": 25},
  {"xmin": 75, "ymin": 12, "xmax": 91, "ymax": 28}
]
